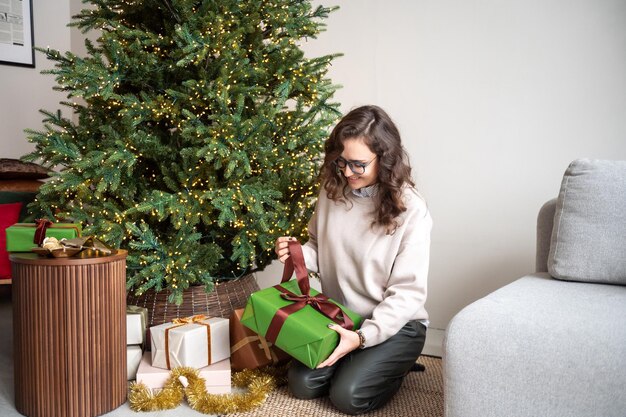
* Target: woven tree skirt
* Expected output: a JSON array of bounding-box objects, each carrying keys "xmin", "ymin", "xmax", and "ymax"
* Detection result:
[
  {"xmin": 127, "ymin": 273, "xmax": 260, "ymax": 327},
  {"xmin": 10, "ymin": 250, "xmax": 128, "ymax": 417}
]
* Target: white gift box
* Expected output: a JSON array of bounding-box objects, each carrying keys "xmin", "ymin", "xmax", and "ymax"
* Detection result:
[
  {"xmin": 126, "ymin": 305, "xmax": 148, "ymax": 345},
  {"xmin": 127, "ymin": 313, "xmax": 145, "ymax": 345},
  {"xmin": 136, "ymin": 352, "xmax": 231, "ymax": 394},
  {"xmin": 127, "ymin": 345, "xmax": 143, "ymax": 380},
  {"xmin": 150, "ymin": 316, "xmax": 230, "ymax": 370}
]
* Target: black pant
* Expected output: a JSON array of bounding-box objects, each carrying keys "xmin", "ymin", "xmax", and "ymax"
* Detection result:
[{"xmin": 288, "ymin": 320, "xmax": 427, "ymax": 415}]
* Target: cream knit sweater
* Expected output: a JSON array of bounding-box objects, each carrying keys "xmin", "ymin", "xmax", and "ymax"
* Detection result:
[{"xmin": 301, "ymin": 186, "xmax": 432, "ymax": 348}]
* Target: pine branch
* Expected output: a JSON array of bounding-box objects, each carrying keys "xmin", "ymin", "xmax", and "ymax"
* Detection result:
[{"xmin": 25, "ymin": 0, "xmax": 341, "ymax": 301}]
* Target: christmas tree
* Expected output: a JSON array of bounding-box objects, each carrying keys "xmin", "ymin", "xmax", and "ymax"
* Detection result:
[{"xmin": 23, "ymin": 0, "xmax": 340, "ymax": 303}]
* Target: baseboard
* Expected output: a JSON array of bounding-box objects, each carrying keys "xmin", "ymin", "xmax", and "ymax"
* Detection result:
[{"xmin": 423, "ymin": 327, "xmax": 444, "ymax": 357}]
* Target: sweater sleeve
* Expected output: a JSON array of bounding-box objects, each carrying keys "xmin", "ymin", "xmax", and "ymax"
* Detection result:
[
  {"xmin": 358, "ymin": 207, "xmax": 433, "ymax": 347},
  {"xmin": 301, "ymin": 199, "xmax": 319, "ymax": 273}
]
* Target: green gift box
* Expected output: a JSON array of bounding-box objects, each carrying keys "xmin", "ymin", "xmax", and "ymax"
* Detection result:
[
  {"xmin": 6, "ymin": 222, "xmax": 82, "ymax": 252},
  {"xmin": 241, "ymin": 241, "xmax": 362, "ymax": 369}
]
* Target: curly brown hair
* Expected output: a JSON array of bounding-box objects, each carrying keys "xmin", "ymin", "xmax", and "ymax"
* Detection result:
[{"xmin": 320, "ymin": 105, "xmax": 415, "ymax": 234}]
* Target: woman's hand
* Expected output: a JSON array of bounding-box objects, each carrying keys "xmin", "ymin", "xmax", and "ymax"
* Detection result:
[
  {"xmin": 317, "ymin": 324, "xmax": 361, "ymax": 368},
  {"xmin": 275, "ymin": 236, "xmax": 295, "ymax": 264}
]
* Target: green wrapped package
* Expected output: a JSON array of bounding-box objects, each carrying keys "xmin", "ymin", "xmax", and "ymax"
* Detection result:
[
  {"xmin": 240, "ymin": 240, "xmax": 362, "ymax": 369},
  {"xmin": 6, "ymin": 223, "xmax": 82, "ymax": 252},
  {"xmin": 241, "ymin": 279, "xmax": 362, "ymax": 369}
]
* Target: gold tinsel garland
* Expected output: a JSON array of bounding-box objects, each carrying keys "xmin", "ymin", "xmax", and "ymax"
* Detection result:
[{"xmin": 129, "ymin": 365, "xmax": 288, "ymax": 414}]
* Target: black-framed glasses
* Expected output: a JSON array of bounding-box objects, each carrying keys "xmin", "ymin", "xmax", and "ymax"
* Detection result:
[{"xmin": 333, "ymin": 156, "xmax": 377, "ymax": 175}]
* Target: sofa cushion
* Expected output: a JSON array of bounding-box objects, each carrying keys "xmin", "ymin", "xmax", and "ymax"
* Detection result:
[
  {"xmin": 548, "ymin": 159, "xmax": 626, "ymax": 284},
  {"xmin": 0, "ymin": 202, "xmax": 23, "ymax": 279},
  {"xmin": 444, "ymin": 273, "xmax": 626, "ymax": 417}
]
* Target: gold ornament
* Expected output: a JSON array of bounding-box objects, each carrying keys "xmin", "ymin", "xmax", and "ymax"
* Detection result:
[{"xmin": 129, "ymin": 364, "xmax": 288, "ymax": 414}]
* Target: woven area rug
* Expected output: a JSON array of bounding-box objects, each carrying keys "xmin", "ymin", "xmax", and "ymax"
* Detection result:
[{"xmin": 231, "ymin": 356, "xmax": 443, "ymax": 417}]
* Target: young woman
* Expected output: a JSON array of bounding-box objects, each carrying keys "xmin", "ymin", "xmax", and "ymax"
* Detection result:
[{"xmin": 275, "ymin": 105, "xmax": 432, "ymax": 415}]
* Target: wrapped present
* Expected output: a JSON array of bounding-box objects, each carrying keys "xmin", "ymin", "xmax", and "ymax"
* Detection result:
[
  {"xmin": 150, "ymin": 315, "xmax": 230, "ymax": 370},
  {"xmin": 136, "ymin": 352, "xmax": 231, "ymax": 394},
  {"xmin": 241, "ymin": 240, "xmax": 363, "ymax": 369},
  {"xmin": 6, "ymin": 219, "xmax": 81, "ymax": 252},
  {"xmin": 230, "ymin": 308, "xmax": 290, "ymax": 371},
  {"xmin": 127, "ymin": 345, "xmax": 143, "ymax": 380},
  {"xmin": 127, "ymin": 305, "xmax": 148, "ymax": 345},
  {"xmin": 33, "ymin": 235, "xmax": 112, "ymax": 257}
]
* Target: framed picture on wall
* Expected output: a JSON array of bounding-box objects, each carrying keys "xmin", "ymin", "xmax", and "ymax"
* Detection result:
[{"xmin": 0, "ymin": 0, "xmax": 34, "ymax": 67}]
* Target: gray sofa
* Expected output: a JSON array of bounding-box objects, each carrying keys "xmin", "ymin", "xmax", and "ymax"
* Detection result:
[{"xmin": 443, "ymin": 159, "xmax": 626, "ymax": 417}]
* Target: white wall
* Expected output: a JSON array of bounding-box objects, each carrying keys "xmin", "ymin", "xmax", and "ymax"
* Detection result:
[
  {"xmin": 0, "ymin": 2, "xmax": 72, "ymax": 159},
  {"xmin": 258, "ymin": 0, "xmax": 626, "ymax": 355},
  {"xmin": 2, "ymin": 1, "xmax": 626, "ymax": 356}
]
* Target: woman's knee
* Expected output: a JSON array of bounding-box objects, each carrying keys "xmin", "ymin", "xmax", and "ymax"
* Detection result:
[
  {"xmin": 329, "ymin": 381, "xmax": 364, "ymax": 415},
  {"xmin": 288, "ymin": 362, "xmax": 334, "ymax": 400},
  {"xmin": 329, "ymin": 370, "xmax": 403, "ymax": 415}
]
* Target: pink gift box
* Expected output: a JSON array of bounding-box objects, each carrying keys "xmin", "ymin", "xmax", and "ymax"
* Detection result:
[{"xmin": 135, "ymin": 352, "xmax": 231, "ymax": 394}]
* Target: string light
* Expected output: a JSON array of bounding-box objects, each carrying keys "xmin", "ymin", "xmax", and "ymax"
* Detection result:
[{"xmin": 25, "ymin": 0, "xmax": 337, "ymax": 300}]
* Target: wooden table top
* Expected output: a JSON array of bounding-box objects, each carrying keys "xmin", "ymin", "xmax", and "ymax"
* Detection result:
[{"xmin": 10, "ymin": 249, "xmax": 127, "ymax": 266}]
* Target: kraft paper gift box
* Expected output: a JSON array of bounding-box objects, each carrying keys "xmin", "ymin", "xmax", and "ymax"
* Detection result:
[
  {"xmin": 229, "ymin": 308, "xmax": 290, "ymax": 371},
  {"xmin": 126, "ymin": 305, "xmax": 148, "ymax": 345},
  {"xmin": 6, "ymin": 222, "xmax": 81, "ymax": 252},
  {"xmin": 136, "ymin": 352, "xmax": 231, "ymax": 394},
  {"xmin": 127, "ymin": 345, "xmax": 143, "ymax": 380},
  {"xmin": 241, "ymin": 240, "xmax": 362, "ymax": 369},
  {"xmin": 150, "ymin": 315, "xmax": 230, "ymax": 370}
]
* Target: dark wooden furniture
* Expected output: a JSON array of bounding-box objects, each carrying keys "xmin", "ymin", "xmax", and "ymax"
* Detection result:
[{"xmin": 10, "ymin": 250, "xmax": 128, "ymax": 417}]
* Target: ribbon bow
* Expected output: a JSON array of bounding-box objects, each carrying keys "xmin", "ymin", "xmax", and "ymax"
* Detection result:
[
  {"xmin": 172, "ymin": 314, "xmax": 207, "ymax": 325},
  {"xmin": 264, "ymin": 240, "xmax": 354, "ymax": 344},
  {"xmin": 165, "ymin": 315, "xmax": 212, "ymax": 369},
  {"xmin": 34, "ymin": 218, "xmax": 53, "ymax": 245}
]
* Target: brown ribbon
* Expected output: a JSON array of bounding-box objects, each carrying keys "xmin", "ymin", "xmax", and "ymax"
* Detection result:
[
  {"xmin": 34, "ymin": 219, "xmax": 52, "ymax": 245},
  {"xmin": 265, "ymin": 340, "xmax": 279, "ymax": 363},
  {"xmin": 164, "ymin": 315, "xmax": 212, "ymax": 370},
  {"xmin": 264, "ymin": 240, "xmax": 354, "ymax": 344},
  {"xmin": 231, "ymin": 335, "xmax": 274, "ymax": 361}
]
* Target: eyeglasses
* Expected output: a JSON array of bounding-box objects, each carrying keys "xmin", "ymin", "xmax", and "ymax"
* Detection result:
[{"xmin": 333, "ymin": 156, "xmax": 377, "ymax": 175}]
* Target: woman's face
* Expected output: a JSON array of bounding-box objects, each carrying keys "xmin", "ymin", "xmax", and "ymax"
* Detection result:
[{"xmin": 338, "ymin": 137, "xmax": 379, "ymax": 190}]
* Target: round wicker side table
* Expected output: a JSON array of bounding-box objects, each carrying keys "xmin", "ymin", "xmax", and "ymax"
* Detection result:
[{"xmin": 10, "ymin": 250, "xmax": 128, "ymax": 417}]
